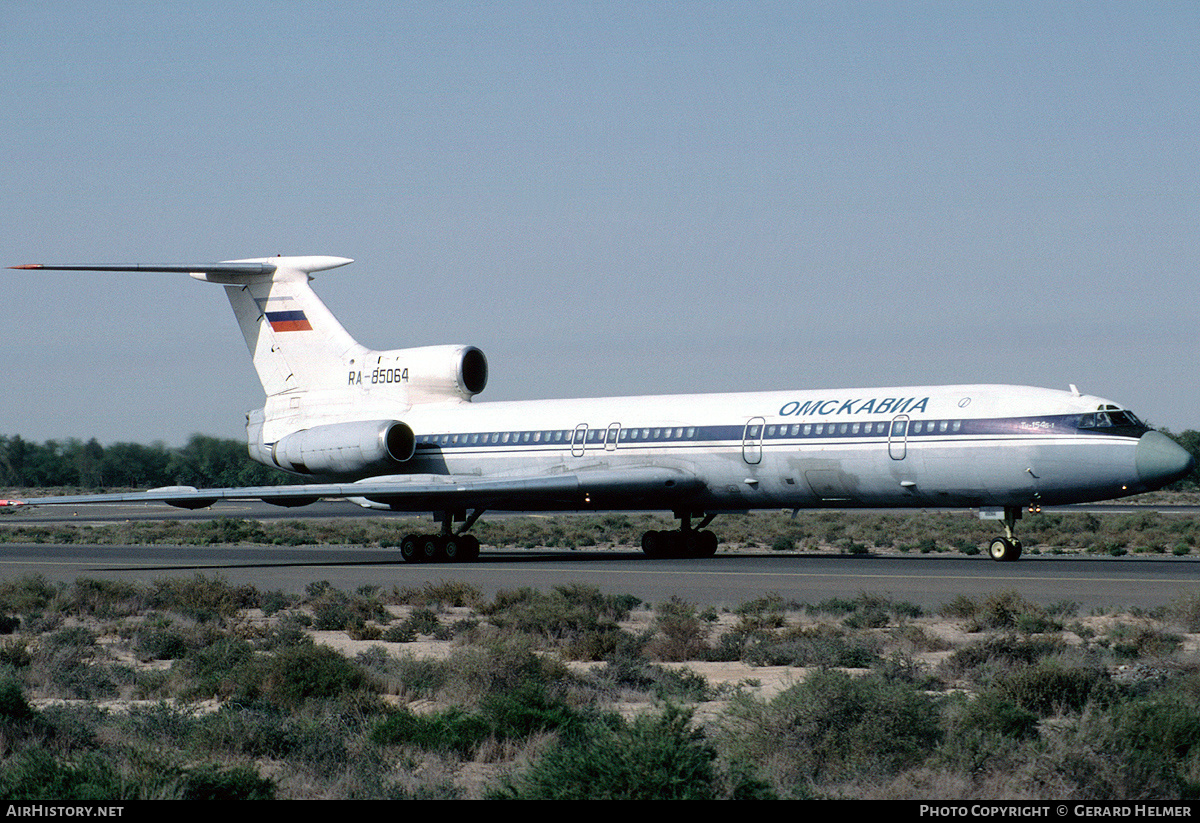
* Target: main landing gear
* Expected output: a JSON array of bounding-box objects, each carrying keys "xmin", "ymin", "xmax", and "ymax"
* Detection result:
[
  {"xmin": 400, "ymin": 533, "xmax": 480, "ymax": 563},
  {"xmin": 400, "ymin": 509, "xmax": 482, "ymax": 563},
  {"xmin": 641, "ymin": 511, "xmax": 719, "ymax": 559},
  {"xmin": 987, "ymin": 506, "xmax": 1026, "ymax": 562},
  {"xmin": 398, "ymin": 508, "xmax": 724, "ymax": 564}
]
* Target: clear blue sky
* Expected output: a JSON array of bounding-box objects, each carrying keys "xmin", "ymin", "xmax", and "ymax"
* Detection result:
[{"xmin": 2, "ymin": 1, "xmax": 1197, "ymax": 445}]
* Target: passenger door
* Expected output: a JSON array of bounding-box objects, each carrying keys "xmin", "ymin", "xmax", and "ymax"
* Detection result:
[
  {"xmin": 888, "ymin": 414, "xmax": 909, "ymax": 460},
  {"xmin": 742, "ymin": 417, "xmax": 765, "ymax": 465}
]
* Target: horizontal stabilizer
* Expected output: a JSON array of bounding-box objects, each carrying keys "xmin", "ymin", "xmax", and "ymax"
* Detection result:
[
  {"xmin": 9, "ymin": 256, "xmax": 353, "ymax": 277},
  {"xmin": 9, "ymin": 262, "xmax": 277, "ymax": 275}
]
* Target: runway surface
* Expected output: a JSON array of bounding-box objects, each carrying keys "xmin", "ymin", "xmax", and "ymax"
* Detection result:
[{"xmin": 1, "ymin": 540, "xmax": 1198, "ymax": 612}]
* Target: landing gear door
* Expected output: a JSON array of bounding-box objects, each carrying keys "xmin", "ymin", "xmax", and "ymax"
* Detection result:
[
  {"xmin": 888, "ymin": 414, "xmax": 909, "ymax": 460},
  {"xmin": 742, "ymin": 417, "xmax": 765, "ymax": 465}
]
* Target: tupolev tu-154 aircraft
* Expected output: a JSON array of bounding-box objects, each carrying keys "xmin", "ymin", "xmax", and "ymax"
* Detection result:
[{"xmin": 6, "ymin": 255, "xmax": 1194, "ymax": 563}]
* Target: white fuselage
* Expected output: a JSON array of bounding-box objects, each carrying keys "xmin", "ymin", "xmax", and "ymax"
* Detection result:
[{"xmin": 266, "ymin": 382, "xmax": 1155, "ymax": 511}]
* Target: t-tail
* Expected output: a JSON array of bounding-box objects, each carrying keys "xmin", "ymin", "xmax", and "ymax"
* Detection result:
[{"xmin": 10, "ymin": 256, "xmax": 489, "ymax": 478}]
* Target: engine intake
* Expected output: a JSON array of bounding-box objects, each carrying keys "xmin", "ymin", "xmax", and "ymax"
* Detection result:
[{"xmin": 271, "ymin": 419, "xmax": 415, "ymax": 477}]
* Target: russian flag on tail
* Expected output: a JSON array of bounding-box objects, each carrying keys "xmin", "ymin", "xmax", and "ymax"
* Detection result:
[
  {"xmin": 256, "ymin": 296, "xmax": 313, "ymax": 332},
  {"xmin": 264, "ymin": 309, "xmax": 312, "ymax": 332}
]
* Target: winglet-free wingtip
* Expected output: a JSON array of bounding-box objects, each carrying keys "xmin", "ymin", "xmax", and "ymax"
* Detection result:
[{"xmin": 9, "ymin": 264, "xmax": 44, "ymax": 270}]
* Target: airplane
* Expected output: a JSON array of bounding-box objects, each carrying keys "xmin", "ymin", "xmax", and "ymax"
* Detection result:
[{"xmin": 7, "ymin": 255, "xmax": 1194, "ymax": 563}]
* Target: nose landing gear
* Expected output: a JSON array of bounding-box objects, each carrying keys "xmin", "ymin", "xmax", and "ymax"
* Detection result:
[
  {"xmin": 988, "ymin": 536, "xmax": 1022, "ymax": 562},
  {"xmin": 987, "ymin": 506, "xmax": 1025, "ymax": 562}
]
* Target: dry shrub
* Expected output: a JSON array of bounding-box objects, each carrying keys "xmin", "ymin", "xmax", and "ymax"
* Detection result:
[{"xmin": 644, "ymin": 596, "xmax": 708, "ymax": 662}]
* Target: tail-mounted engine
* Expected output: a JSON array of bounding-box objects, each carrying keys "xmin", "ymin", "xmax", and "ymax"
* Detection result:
[
  {"xmin": 270, "ymin": 419, "xmax": 415, "ymax": 477},
  {"xmin": 388, "ymin": 344, "xmax": 488, "ymax": 402}
]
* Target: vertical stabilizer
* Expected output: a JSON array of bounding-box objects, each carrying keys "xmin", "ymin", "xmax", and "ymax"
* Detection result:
[{"xmin": 198, "ymin": 256, "xmax": 366, "ymax": 398}]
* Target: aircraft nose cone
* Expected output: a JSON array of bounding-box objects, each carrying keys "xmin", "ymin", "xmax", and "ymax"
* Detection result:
[{"xmin": 1135, "ymin": 431, "xmax": 1195, "ymax": 489}]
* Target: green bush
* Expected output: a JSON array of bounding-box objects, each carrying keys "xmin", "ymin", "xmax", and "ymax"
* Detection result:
[
  {"xmin": 593, "ymin": 652, "xmax": 711, "ymax": 703},
  {"xmin": 1035, "ymin": 690, "xmax": 1200, "ymax": 799},
  {"xmin": 0, "ymin": 678, "xmax": 33, "ymax": 721},
  {"xmin": 136, "ymin": 625, "xmax": 190, "ymax": 661},
  {"xmin": 939, "ymin": 635, "xmax": 1066, "ymax": 684},
  {"xmin": 180, "ymin": 764, "xmax": 275, "ymax": 800},
  {"xmin": 0, "ymin": 576, "xmax": 57, "ymax": 616},
  {"xmin": 373, "ymin": 682, "xmax": 583, "ymax": 757},
  {"xmin": 808, "ymin": 592, "xmax": 923, "ymax": 624},
  {"xmin": 372, "ymin": 706, "xmax": 493, "ymax": 756},
  {"xmin": 35, "ymin": 626, "xmax": 132, "ymax": 699},
  {"xmin": 177, "ymin": 636, "xmax": 264, "ymax": 701},
  {"xmin": 64, "ymin": 578, "xmax": 147, "ymax": 618},
  {"xmin": 388, "ymin": 654, "xmax": 449, "ymax": 698},
  {"xmin": 735, "ymin": 593, "xmax": 789, "ymax": 631},
  {"xmin": 968, "ymin": 591, "xmax": 1061, "ymax": 633},
  {"xmin": 120, "ymin": 702, "xmax": 198, "ymax": 749},
  {"xmin": 479, "ymin": 584, "xmax": 639, "ymax": 651},
  {"xmin": 0, "ymin": 750, "xmax": 129, "ymax": 801},
  {"xmin": 956, "ymin": 691, "xmax": 1040, "ymax": 739},
  {"xmin": 1108, "ymin": 690, "xmax": 1200, "ymax": 795},
  {"xmin": 719, "ymin": 670, "xmax": 941, "ymax": 790},
  {"xmin": 403, "ymin": 607, "xmax": 443, "ymax": 636},
  {"xmin": 478, "ymin": 681, "xmax": 586, "ymax": 741},
  {"xmin": 433, "ymin": 640, "xmax": 580, "ymax": 735},
  {"xmin": 997, "ymin": 661, "xmax": 1109, "ymax": 716},
  {"xmin": 260, "ymin": 588, "xmax": 298, "ymax": 615},
  {"xmin": 495, "ymin": 704, "xmax": 772, "ymax": 799},
  {"xmin": 190, "ymin": 702, "xmax": 358, "ymax": 771},
  {"xmin": 262, "ymin": 644, "xmax": 370, "ymax": 709},
  {"xmin": 743, "ymin": 625, "xmax": 880, "ymax": 668},
  {"xmin": 150, "ymin": 574, "xmax": 256, "ymax": 623},
  {"xmin": 389, "ymin": 580, "xmax": 484, "ymax": 609},
  {"xmin": 1165, "ymin": 592, "xmax": 1200, "ymax": 632},
  {"xmin": 1107, "ymin": 624, "xmax": 1183, "ymax": 659},
  {"xmin": 645, "ymin": 596, "xmax": 709, "ymax": 661},
  {"xmin": 937, "ymin": 690, "xmax": 1039, "ymax": 773}
]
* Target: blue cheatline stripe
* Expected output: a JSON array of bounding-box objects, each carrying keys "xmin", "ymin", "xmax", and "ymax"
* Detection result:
[{"xmin": 411, "ymin": 414, "xmax": 1144, "ymax": 450}]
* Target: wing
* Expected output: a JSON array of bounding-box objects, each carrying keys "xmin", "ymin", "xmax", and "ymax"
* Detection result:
[{"xmin": 9, "ymin": 467, "xmax": 704, "ymax": 513}]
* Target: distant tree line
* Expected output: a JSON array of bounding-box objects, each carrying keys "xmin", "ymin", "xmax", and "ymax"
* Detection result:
[
  {"xmin": 1, "ymin": 429, "xmax": 1197, "ymax": 492},
  {"xmin": 0, "ymin": 434, "xmax": 296, "ymax": 490}
]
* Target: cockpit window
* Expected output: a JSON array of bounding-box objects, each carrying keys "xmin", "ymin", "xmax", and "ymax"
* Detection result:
[{"xmin": 1077, "ymin": 408, "xmax": 1147, "ymax": 434}]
